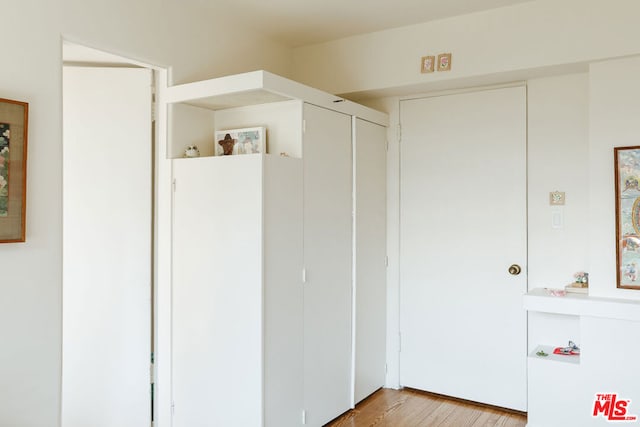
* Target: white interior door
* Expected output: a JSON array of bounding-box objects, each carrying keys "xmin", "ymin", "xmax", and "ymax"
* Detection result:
[
  {"xmin": 62, "ymin": 67, "xmax": 152, "ymax": 426},
  {"xmin": 354, "ymin": 118, "xmax": 387, "ymax": 404},
  {"xmin": 399, "ymin": 86, "xmax": 527, "ymax": 411},
  {"xmin": 303, "ymin": 104, "xmax": 353, "ymax": 426}
]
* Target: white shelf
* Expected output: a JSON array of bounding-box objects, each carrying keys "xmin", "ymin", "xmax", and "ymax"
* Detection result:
[
  {"xmin": 165, "ymin": 71, "xmax": 291, "ymax": 110},
  {"xmin": 165, "ymin": 70, "xmax": 389, "ymax": 126},
  {"xmin": 164, "ymin": 70, "xmax": 389, "ymax": 159},
  {"xmin": 524, "ymin": 288, "xmax": 640, "ymax": 322},
  {"xmin": 172, "ymin": 152, "xmax": 299, "ymax": 162},
  {"xmin": 529, "ymin": 345, "xmax": 580, "ymax": 365}
]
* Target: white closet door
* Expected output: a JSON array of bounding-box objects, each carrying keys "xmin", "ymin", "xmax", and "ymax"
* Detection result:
[
  {"xmin": 263, "ymin": 156, "xmax": 304, "ymax": 427},
  {"xmin": 303, "ymin": 104, "xmax": 353, "ymax": 426},
  {"xmin": 62, "ymin": 67, "xmax": 152, "ymax": 427},
  {"xmin": 399, "ymin": 86, "xmax": 527, "ymax": 411},
  {"xmin": 172, "ymin": 156, "xmax": 263, "ymax": 427},
  {"xmin": 354, "ymin": 118, "xmax": 387, "ymax": 404}
]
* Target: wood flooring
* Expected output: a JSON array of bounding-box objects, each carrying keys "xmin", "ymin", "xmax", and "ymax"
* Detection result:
[{"xmin": 325, "ymin": 388, "xmax": 527, "ymax": 427}]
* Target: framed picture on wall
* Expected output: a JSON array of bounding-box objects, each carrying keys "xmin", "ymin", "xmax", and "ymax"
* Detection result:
[
  {"xmin": 421, "ymin": 56, "xmax": 435, "ymax": 73},
  {"xmin": 0, "ymin": 98, "xmax": 28, "ymax": 243},
  {"xmin": 614, "ymin": 145, "xmax": 640, "ymax": 289},
  {"xmin": 215, "ymin": 127, "xmax": 266, "ymax": 156},
  {"xmin": 437, "ymin": 53, "xmax": 452, "ymax": 71}
]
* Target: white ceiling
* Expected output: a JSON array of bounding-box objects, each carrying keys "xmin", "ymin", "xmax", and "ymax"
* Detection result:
[
  {"xmin": 63, "ymin": 0, "xmax": 533, "ymax": 68},
  {"xmin": 190, "ymin": 0, "xmax": 533, "ymax": 47}
]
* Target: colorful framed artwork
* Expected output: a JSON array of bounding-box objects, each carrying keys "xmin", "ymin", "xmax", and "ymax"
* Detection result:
[
  {"xmin": 0, "ymin": 98, "xmax": 28, "ymax": 243},
  {"xmin": 215, "ymin": 127, "xmax": 266, "ymax": 156},
  {"xmin": 437, "ymin": 53, "xmax": 452, "ymax": 71},
  {"xmin": 421, "ymin": 56, "xmax": 435, "ymax": 73},
  {"xmin": 614, "ymin": 146, "xmax": 640, "ymax": 289}
]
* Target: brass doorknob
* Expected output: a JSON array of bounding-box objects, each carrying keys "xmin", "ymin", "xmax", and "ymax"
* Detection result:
[{"xmin": 508, "ymin": 264, "xmax": 522, "ymax": 275}]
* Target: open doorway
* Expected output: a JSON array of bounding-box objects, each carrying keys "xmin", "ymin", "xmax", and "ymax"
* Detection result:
[{"xmin": 61, "ymin": 42, "xmax": 160, "ymax": 427}]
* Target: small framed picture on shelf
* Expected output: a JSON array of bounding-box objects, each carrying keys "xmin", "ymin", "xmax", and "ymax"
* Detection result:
[{"xmin": 215, "ymin": 127, "xmax": 266, "ymax": 156}]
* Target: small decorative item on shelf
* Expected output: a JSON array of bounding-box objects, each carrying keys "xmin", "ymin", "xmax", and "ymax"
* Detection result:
[
  {"xmin": 217, "ymin": 134, "xmax": 235, "ymax": 156},
  {"xmin": 184, "ymin": 145, "xmax": 200, "ymax": 158},
  {"xmin": 553, "ymin": 340, "xmax": 580, "ymax": 356},
  {"xmin": 545, "ymin": 288, "xmax": 566, "ymax": 297},
  {"xmin": 565, "ymin": 271, "xmax": 588, "ymax": 294},
  {"xmin": 215, "ymin": 127, "xmax": 266, "ymax": 156},
  {"xmin": 574, "ymin": 271, "xmax": 589, "ymax": 285},
  {"xmin": 536, "ymin": 349, "xmax": 549, "ymax": 357}
]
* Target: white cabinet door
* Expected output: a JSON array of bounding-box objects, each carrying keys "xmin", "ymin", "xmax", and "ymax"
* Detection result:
[
  {"xmin": 303, "ymin": 104, "xmax": 353, "ymax": 426},
  {"xmin": 354, "ymin": 118, "xmax": 387, "ymax": 404},
  {"xmin": 399, "ymin": 86, "xmax": 527, "ymax": 411},
  {"xmin": 263, "ymin": 156, "xmax": 304, "ymax": 427},
  {"xmin": 172, "ymin": 156, "xmax": 263, "ymax": 427},
  {"xmin": 62, "ymin": 67, "xmax": 152, "ymax": 427}
]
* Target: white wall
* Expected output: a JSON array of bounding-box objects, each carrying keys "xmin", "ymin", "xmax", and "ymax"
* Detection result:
[
  {"xmin": 589, "ymin": 56, "xmax": 640, "ymax": 300},
  {"xmin": 291, "ymin": 0, "xmax": 640, "ymax": 97},
  {"xmin": 528, "ymin": 73, "xmax": 590, "ymax": 289},
  {"xmin": 526, "ymin": 74, "xmax": 590, "ymax": 385},
  {"xmin": 0, "ymin": 2, "xmax": 291, "ymax": 426},
  {"xmin": 1, "ymin": 4, "xmax": 65, "ymax": 426},
  {"xmin": 61, "ymin": 1, "xmax": 292, "ymax": 85}
]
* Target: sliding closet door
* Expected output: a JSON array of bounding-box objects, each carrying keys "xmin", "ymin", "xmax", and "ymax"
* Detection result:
[
  {"xmin": 62, "ymin": 67, "xmax": 152, "ymax": 427},
  {"xmin": 354, "ymin": 118, "xmax": 387, "ymax": 404},
  {"xmin": 399, "ymin": 86, "xmax": 527, "ymax": 411},
  {"xmin": 303, "ymin": 103, "xmax": 353, "ymax": 426}
]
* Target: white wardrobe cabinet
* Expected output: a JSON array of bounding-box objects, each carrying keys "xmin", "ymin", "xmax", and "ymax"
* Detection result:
[
  {"xmin": 172, "ymin": 154, "xmax": 303, "ymax": 427},
  {"xmin": 165, "ymin": 71, "xmax": 388, "ymax": 427}
]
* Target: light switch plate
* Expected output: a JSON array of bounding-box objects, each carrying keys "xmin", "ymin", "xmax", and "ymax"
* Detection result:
[{"xmin": 551, "ymin": 208, "xmax": 564, "ymax": 229}]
